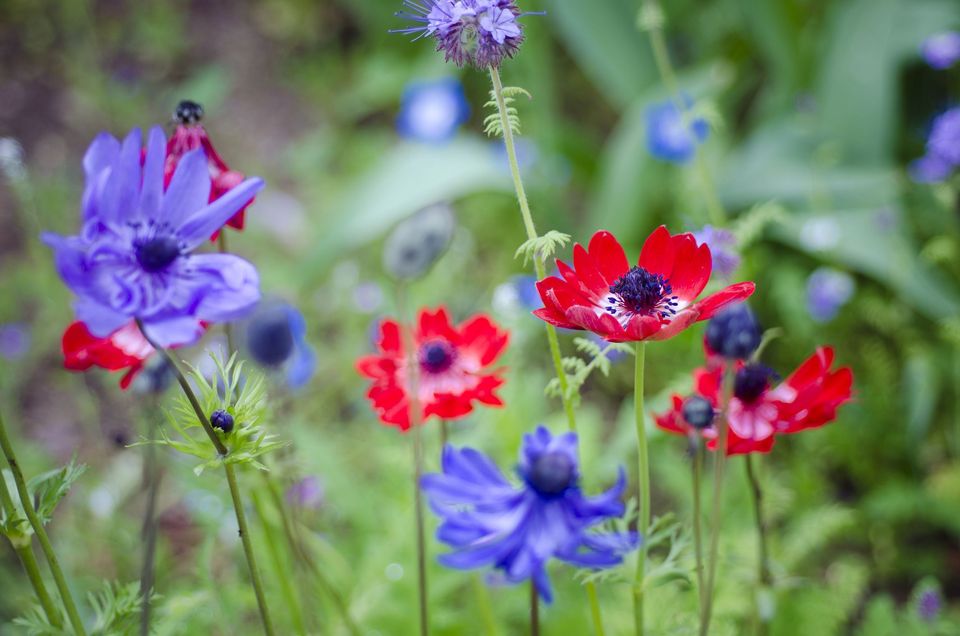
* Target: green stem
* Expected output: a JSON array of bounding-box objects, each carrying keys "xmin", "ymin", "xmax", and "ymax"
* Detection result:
[
  {"xmin": 225, "ymin": 463, "xmax": 276, "ymax": 636},
  {"xmin": 700, "ymin": 371, "xmax": 733, "ymax": 636},
  {"xmin": 641, "ymin": 0, "xmax": 726, "ymax": 226},
  {"xmin": 217, "ymin": 231, "xmax": 239, "ymax": 357},
  {"xmin": 530, "ymin": 581, "xmax": 540, "ymax": 636},
  {"xmin": 692, "ymin": 442, "xmax": 705, "ymax": 615},
  {"xmin": 440, "ymin": 419, "xmax": 449, "ymax": 449},
  {"xmin": 632, "ymin": 342, "xmax": 648, "ymax": 636},
  {"xmin": 473, "ymin": 575, "xmax": 498, "ymax": 636},
  {"xmin": 744, "ymin": 456, "xmax": 771, "ymax": 587},
  {"xmin": 262, "ymin": 476, "xmax": 362, "ymax": 636},
  {"xmin": 135, "ymin": 321, "xmax": 274, "ymax": 635},
  {"xmin": 488, "ymin": 65, "xmax": 577, "ymax": 432},
  {"xmin": 0, "ymin": 474, "xmax": 62, "ymax": 628},
  {"xmin": 0, "ymin": 411, "xmax": 87, "ymax": 635},
  {"xmin": 586, "ymin": 581, "xmax": 606, "ymax": 636},
  {"xmin": 139, "ymin": 410, "xmax": 162, "ymax": 636},
  {"xmin": 251, "ymin": 486, "xmax": 307, "ymax": 635}
]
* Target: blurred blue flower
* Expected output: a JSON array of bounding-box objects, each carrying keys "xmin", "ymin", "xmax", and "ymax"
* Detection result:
[
  {"xmin": 397, "ymin": 78, "xmax": 470, "ymax": 143},
  {"xmin": 912, "ymin": 107, "xmax": 960, "ymax": 183},
  {"xmin": 917, "ymin": 587, "xmax": 941, "ymax": 622},
  {"xmin": 492, "ymin": 274, "xmax": 539, "ymax": 314},
  {"xmin": 0, "ymin": 323, "xmax": 30, "ymax": 360},
  {"xmin": 693, "ymin": 225, "xmax": 740, "ymax": 278},
  {"xmin": 806, "ymin": 267, "xmax": 854, "ymax": 323},
  {"xmin": 921, "ymin": 31, "xmax": 960, "ymax": 69},
  {"xmin": 245, "ymin": 301, "xmax": 316, "ymax": 389},
  {"xmin": 42, "ymin": 127, "xmax": 263, "ymax": 347},
  {"xmin": 645, "ymin": 98, "xmax": 709, "ymax": 164},
  {"xmin": 286, "ymin": 475, "xmax": 325, "ymax": 509},
  {"xmin": 421, "ymin": 426, "xmax": 637, "ymax": 602}
]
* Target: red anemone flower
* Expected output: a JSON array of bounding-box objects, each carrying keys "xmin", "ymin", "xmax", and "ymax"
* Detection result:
[
  {"xmin": 62, "ymin": 321, "xmax": 154, "ymax": 389},
  {"xmin": 534, "ymin": 227, "xmax": 755, "ymax": 342},
  {"xmin": 166, "ymin": 119, "xmax": 251, "ymax": 238},
  {"xmin": 655, "ymin": 347, "xmax": 853, "ymax": 454},
  {"xmin": 356, "ymin": 307, "xmax": 509, "ymax": 431}
]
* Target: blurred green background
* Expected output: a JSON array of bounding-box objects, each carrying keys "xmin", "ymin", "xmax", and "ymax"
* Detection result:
[{"xmin": 1, "ymin": 0, "xmax": 960, "ymax": 634}]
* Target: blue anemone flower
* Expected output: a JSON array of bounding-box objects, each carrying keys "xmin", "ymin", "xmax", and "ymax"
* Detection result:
[
  {"xmin": 42, "ymin": 127, "xmax": 264, "ymax": 347},
  {"xmin": 244, "ymin": 301, "xmax": 316, "ymax": 389},
  {"xmin": 645, "ymin": 98, "xmax": 709, "ymax": 164},
  {"xmin": 397, "ymin": 78, "xmax": 470, "ymax": 143},
  {"xmin": 421, "ymin": 426, "xmax": 638, "ymax": 602}
]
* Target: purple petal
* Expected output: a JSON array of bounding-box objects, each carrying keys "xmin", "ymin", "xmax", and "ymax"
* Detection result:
[
  {"xmin": 141, "ymin": 315, "xmax": 205, "ymax": 348},
  {"xmin": 82, "ymin": 133, "xmax": 120, "ymax": 222},
  {"xmin": 187, "ymin": 253, "xmax": 261, "ymax": 322},
  {"xmin": 161, "ymin": 148, "xmax": 211, "ymax": 229},
  {"xmin": 177, "ymin": 177, "xmax": 264, "ymax": 248},
  {"xmin": 100, "ymin": 128, "xmax": 142, "ymax": 224},
  {"xmin": 74, "ymin": 299, "xmax": 129, "ymax": 338},
  {"xmin": 139, "ymin": 126, "xmax": 167, "ymax": 220}
]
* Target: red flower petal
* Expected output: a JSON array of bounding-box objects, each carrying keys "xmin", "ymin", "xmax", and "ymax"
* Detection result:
[
  {"xmin": 668, "ymin": 237, "xmax": 712, "ymax": 302},
  {"xmin": 624, "ymin": 314, "xmax": 663, "ymax": 340},
  {"xmin": 587, "ymin": 230, "xmax": 630, "ymax": 284},
  {"xmin": 638, "ymin": 225, "xmax": 675, "ymax": 277},
  {"xmin": 564, "ymin": 305, "xmax": 626, "ymax": 340},
  {"xmin": 693, "ymin": 281, "xmax": 756, "ymax": 319},
  {"xmin": 457, "ymin": 315, "xmax": 509, "ymax": 367},
  {"xmin": 572, "ymin": 243, "xmax": 609, "ymax": 298}
]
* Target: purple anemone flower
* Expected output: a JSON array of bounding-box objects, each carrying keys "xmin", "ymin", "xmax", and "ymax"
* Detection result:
[
  {"xmin": 921, "ymin": 31, "xmax": 960, "ymax": 70},
  {"xmin": 421, "ymin": 426, "xmax": 638, "ymax": 602},
  {"xmin": 693, "ymin": 225, "xmax": 740, "ymax": 279},
  {"xmin": 394, "ymin": 0, "xmax": 529, "ymax": 68},
  {"xmin": 646, "ymin": 97, "xmax": 709, "ymax": 164},
  {"xmin": 43, "ymin": 127, "xmax": 263, "ymax": 347},
  {"xmin": 911, "ymin": 107, "xmax": 960, "ymax": 183}
]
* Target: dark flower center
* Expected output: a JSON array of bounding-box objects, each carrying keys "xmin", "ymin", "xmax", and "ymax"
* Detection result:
[
  {"xmin": 734, "ymin": 365, "xmax": 774, "ymax": 404},
  {"xmin": 419, "ymin": 340, "xmax": 455, "ymax": 374},
  {"xmin": 175, "ymin": 99, "xmax": 204, "ymax": 125},
  {"xmin": 607, "ymin": 266, "xmax": 678, "ymax": 318},
  {"xmin": 528, "ymin": 451, "xmax": 576, "ymax": 497},
  {"xmin": 135, "ymin": 236, "xmax": 182, "ymax": 273},
  {"xmin": 210, "ymin": 409, "xmax": 234, "ymax": 433},
  {"xmin": 705, "ymin": 304, "xmax": 761, "ymax": 360},
  {"xmin": 682, "ymin": 396, "xmax": 715, "ymax": 430}
]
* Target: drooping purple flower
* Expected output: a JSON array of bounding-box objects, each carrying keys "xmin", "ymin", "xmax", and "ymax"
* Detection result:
[
  {"xmin": 645, "ymin": 97, "xmax": 709, "ymax": 164},
  {"xmin": 43, "ymin": 127, "xmax": 263, "ymax": 348},
  {"xmin": 693, "ymin": 225, "xmax": 740, "ymax": 278},
  {"xmin": 397, "ymin": 78, "xmax": 470, "ymax": 143},
  {"xmin": 912, "ymin": 107, "xmax": 960, "ymax": 183},
  {"xmin": 917, "ymin": 587, "xmax": 941, "ymax": 622},
  {"xmin": 244, "ymin": 300, "xmax": 316, "ymax": 390},
  {"xmin": 421, "ymin": 426, "xmax": 638, "ymax": 602},
  {"xmin": 921, "ymin": 31, "xmax": 960, "ymax": 70},
  {"xmin": 806, "ymin": 267, "xmax": 854, "ymax": 323},
  {"xmin": 394, "ymin": 0, "xmax": 530, "ymax": 69}
]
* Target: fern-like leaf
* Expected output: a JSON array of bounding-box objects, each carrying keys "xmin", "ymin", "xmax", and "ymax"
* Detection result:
[{"xmin": 514, "ymin": 230, "xmax": 571, "ymax": 266}]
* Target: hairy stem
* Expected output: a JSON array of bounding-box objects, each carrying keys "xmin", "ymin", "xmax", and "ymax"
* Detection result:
[
  {"xmin": 701, "ymin": 371, "xmax": 733, "ymax": 636},
  {"xmin": 0, "ymin": 411, "xmax": 87, "ymax": 635},
  {"xmin": 632, "ymin": 342, "xmax": 649, "ymax": 636},
  {"xmin": 0, "ymin": 474, "xmax": 62, "ymax": 627}
]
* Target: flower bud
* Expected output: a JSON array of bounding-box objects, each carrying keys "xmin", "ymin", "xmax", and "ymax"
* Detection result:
[
  {"xmin": 705, "ymin": 303, "xmax": 761, "ymax": 360},
  {"xmin": 210, "ymin": 409, "xmax": 234, "ymax": 433},
  {"xmin": 382, "ymin": 203, "xmax": 455, "ymax": 280},
  {"xmin": 681, "ymin": 396, "xmax": 715, "ymax": 430},
  {"xmin": 246, "ymin": 304, "xmax": 295, "ymax": 367}
]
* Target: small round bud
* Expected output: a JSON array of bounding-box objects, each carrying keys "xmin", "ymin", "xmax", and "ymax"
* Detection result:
[
  {"xmin": 210, "ymin": 409, "xmax": 234, "ymax": 433},
  {"xmin": 705, "ymin": 303, "xmax": 762, "ymax": 360},
  {"xmin": 733, "ymin": 365, "xmax": 774, "ymax": 404},
  {"xmin": 246, "ymin": 304, "xmax": 295, "ymax": 367},
  {"xmin": 174, "ymin": 100, "xmax": 204, "ymax": 125},
  {"xmin": 383, "ymin": 203, "xmax": 455, "ymax": 280},
  {"xmin": 682, "ymin": 396, "xmax": 715, "ymax": 430},
  {"xmin": 527, "ymin": 451, "xmax": 576, "ymax": 497}
]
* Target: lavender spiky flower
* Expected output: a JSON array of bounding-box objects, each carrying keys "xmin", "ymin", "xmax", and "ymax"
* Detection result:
[
  {"xmin": 393, "ymin": 0, "xmax": 529, "ymax": 68},
  {"xmin": 42, "ymin": 127, "xmax": 264, "ymax": 347},
  {"xmin": 421, "ymin": 426, "xmax": 638, "ymax": 602}
]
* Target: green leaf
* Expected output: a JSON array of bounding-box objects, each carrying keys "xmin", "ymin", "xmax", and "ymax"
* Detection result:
[
  {"xmin": 27, "ymin": 458, "xmax": 86, "ymax": 526},
  {"xmin": 903, "ymin": 348, "xmax": 939, "ymax": 442}
]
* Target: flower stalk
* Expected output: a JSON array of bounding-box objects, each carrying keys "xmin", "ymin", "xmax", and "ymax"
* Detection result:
[
  {"xmin": 745, "ymin": 454, "xmax": 772, "ymax": 634},
  {"xmin": 0, "ymin": 411, "xmax": 87, "ymax": 636},
  {"xmin": 692, "ymin": 441, "xmax": 706, "ymax": 613},
  {"xmin": 0, "ymin": 473, "xmax": 62, "ymax": 628},
  {"xmin": 139, "ymin": 407, "xmax": 163, "ymax": 636},
  {"xmin": 134, "ymin": 321, "xmax": 275, "ymax": 635},
  {"xmin": 632, "ymin": 342, "xmax": 649, "ymax": 636},
  {"xmin": 251, "ymin": 485, "xmax": 307, "ymax": 635},
  {"xmin": 530, "ymin": 581, "xmax": 540, "ymax": 636}
]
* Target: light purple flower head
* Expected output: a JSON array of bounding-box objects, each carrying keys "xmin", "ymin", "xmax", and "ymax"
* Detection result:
[
  {"xmin": 911, "ymin": 107, "xmax": 960, "ymax": 183},
  {"xmin": 806, "ymin": 267, "xmax": 854, "ymax": 323},
  {"xmin": 921, "ymin": 31, "xmax": 960, "ymax": 69},
  {"xmin": 43, "ymin": 127, "xmax": 264, "ymax": 347},
  {"xmin": 693, "ymin": 225, "xmax": 740, "ymax": 278},
  {"xmin": 394, "ymin": 0, "xmax": 530, "ymax": 68},
  {"xmin": 421, "ymin": 426, "xmax": 638, "ymax": 602}
]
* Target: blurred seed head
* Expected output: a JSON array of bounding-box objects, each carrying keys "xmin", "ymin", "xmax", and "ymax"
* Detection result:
[
  {"xmin": 174, "ymin": 99, "xmax": 204, "ymax": 125},
  {"xmin": 682, "ymin": 396, "xmax": 715, "ymax": 430},
  {"xmin": 247, "ymin": 304, "xmax": 296, "ymax": 367},
  {"xmin": 382, "ymin": 203, "xmax": 455, "ymax": 280}
]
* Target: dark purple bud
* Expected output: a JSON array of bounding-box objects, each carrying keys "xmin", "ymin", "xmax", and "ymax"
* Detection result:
[
  {"xmin": 682, "ymin": 396, "xmax": 715, "ymax": 430},
  {"xmin": 174, "ymin": 100, "xmax": 204, "ymax": 125},
  {"xmin": 210, "ymin": 409, "xmax": 234, "ymax": 433},
  {"xmin": 705, "ymin": 304, "xmax": 762, "ymax": 360}
]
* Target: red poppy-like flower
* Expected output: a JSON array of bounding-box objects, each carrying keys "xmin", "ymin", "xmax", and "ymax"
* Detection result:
[
  {"xmin": 62, "ymin": 321, "xmax": 154, "ymax": 389},
  {"xmin": 533, "ymin": 227, "xmax": 756, "ymax": 342},
  {"xmin": 356, "ymin": 307, "xmax": 509, "ymax": 431},
  {"xmin": 655, "ymin": 347, "xmax": 853, "ymax": 454},
  {"xmin": 165, "ymin": 114, "xmax": 251, "ymax": 238}
]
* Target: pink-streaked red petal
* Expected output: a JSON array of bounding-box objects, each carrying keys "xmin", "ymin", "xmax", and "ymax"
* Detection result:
[
  {"xmin": 648, "ymin": 309, "xmax": 699, "ymax": 340},
  {"xmin": 564, "ymin": 305, "xmax": 625, "ymax": 340},
  {"xmin": 624, "ymin": 314, "xmax": 664, "ymax": 341},
  {"xmin": 418, "ymin": 307, "xmax": 458, "ymax": 342}
]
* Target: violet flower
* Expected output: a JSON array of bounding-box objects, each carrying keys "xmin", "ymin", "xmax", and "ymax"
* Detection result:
[
  {"xmin": 921, "ymin": 31, "xmax": 960, "ymax": 70},
  {"xmin": 646, "ymin": 97, "xmax": 709, "ymax": 164},
  {"xmin": 422, "ymin": 426, "xmax": 638, "ymax": 602},
  {"xmin": 911, "ymin": 107, "xmax": 960, "ymax": 183},
  {"xmin": 693, "ymin": 225, "xmax": 740, "ymax": 278},
  {"xmin": 43, "ymin": 127, "xmax": 263, "ymax": 347}
]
